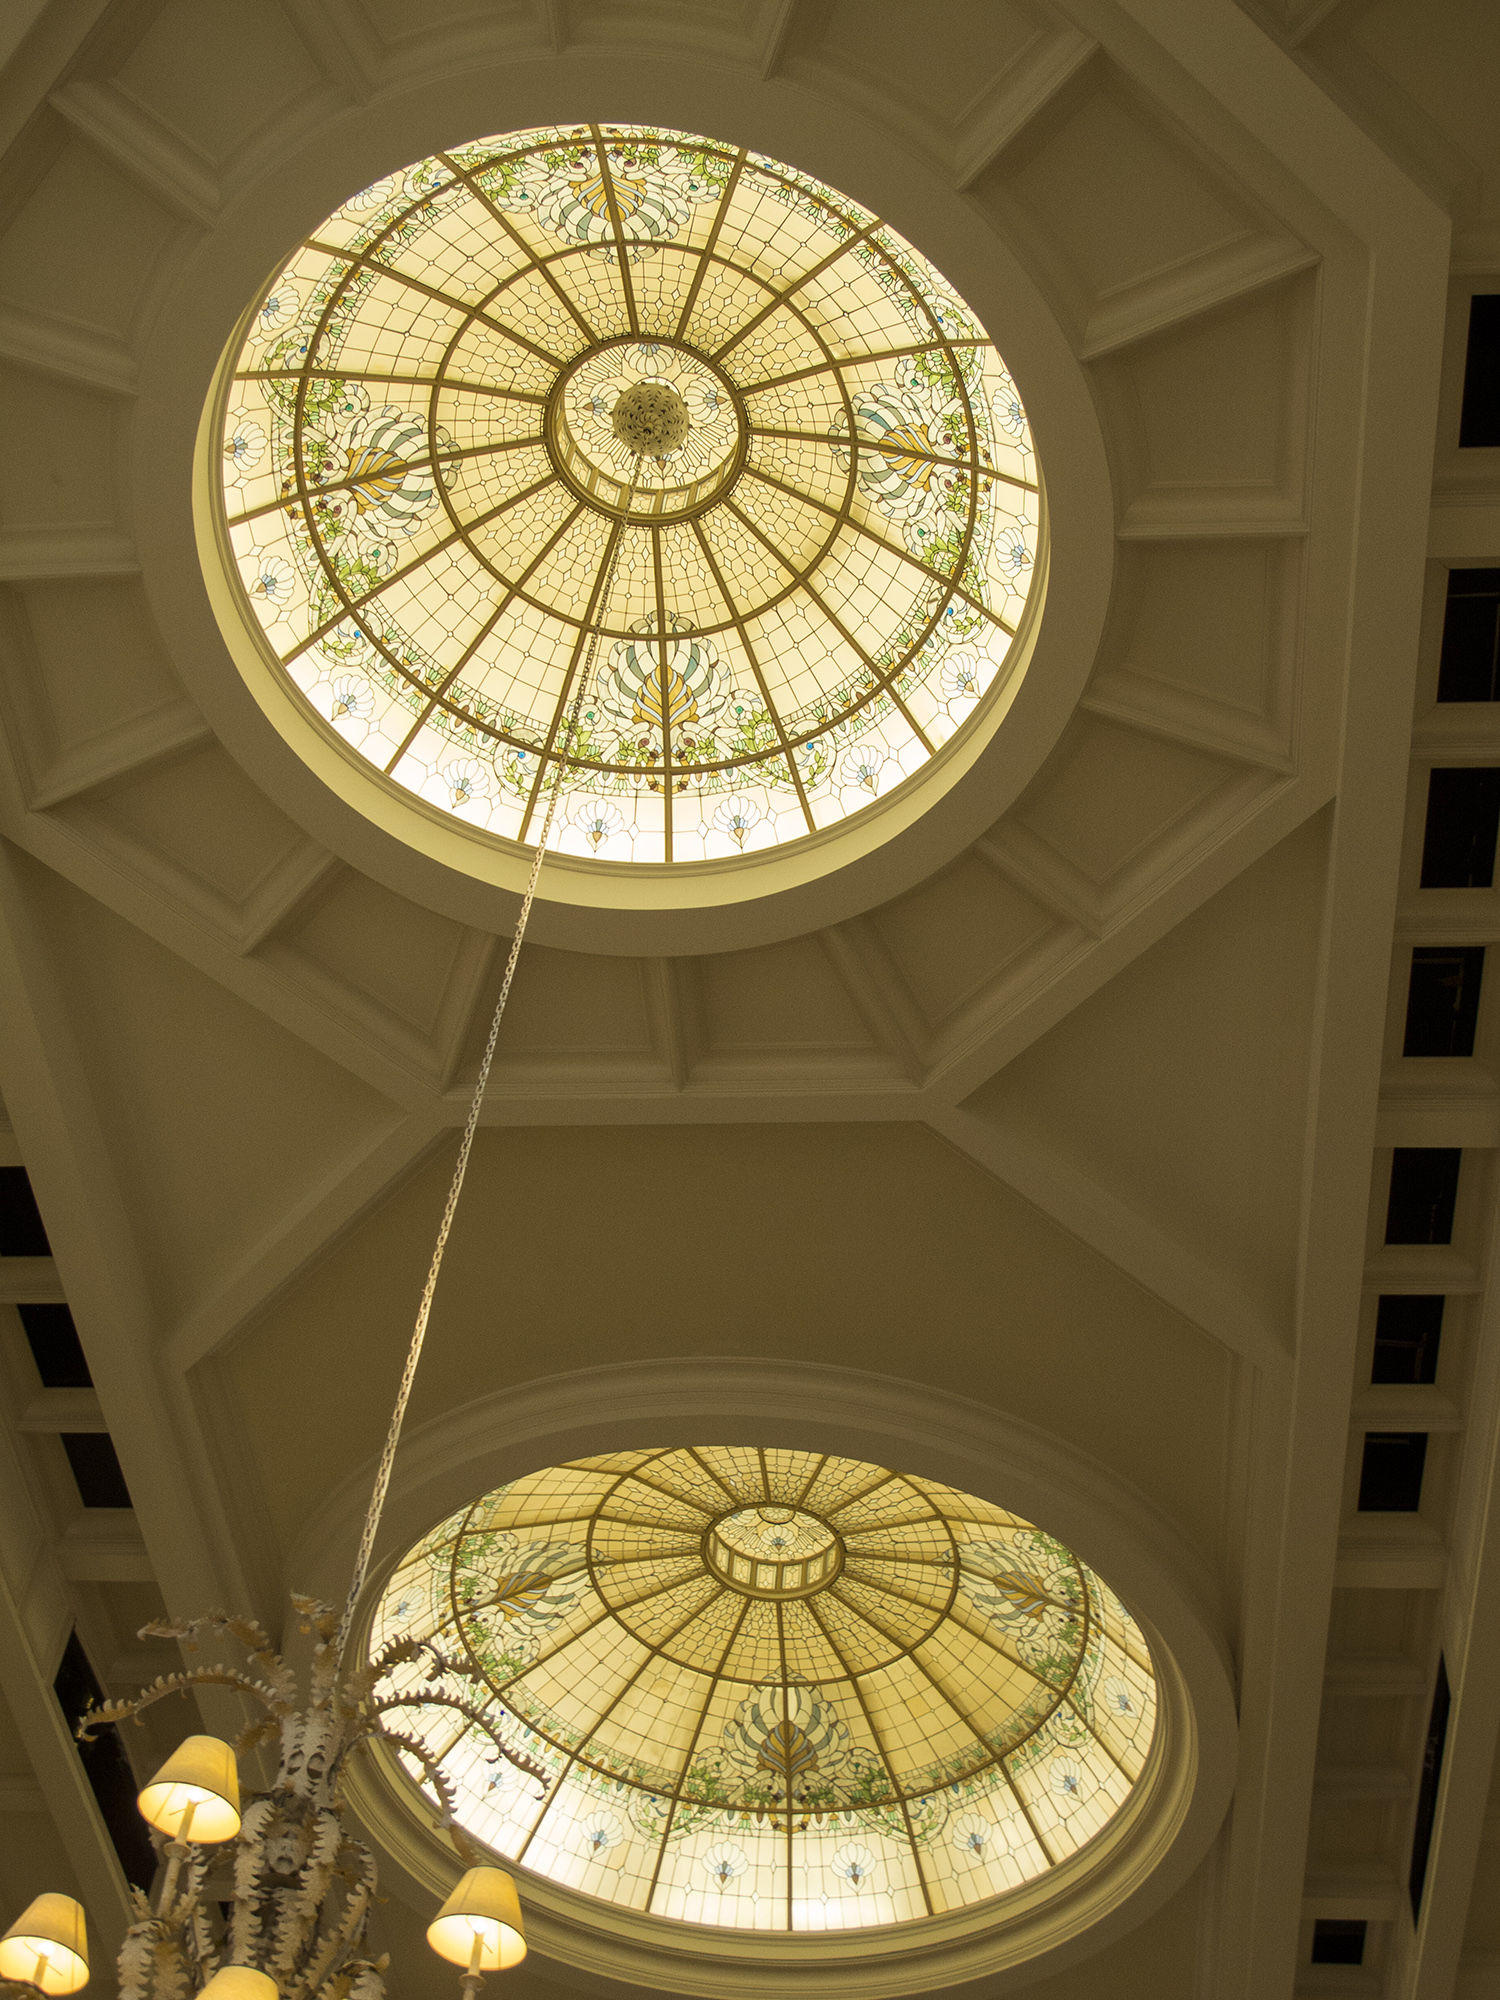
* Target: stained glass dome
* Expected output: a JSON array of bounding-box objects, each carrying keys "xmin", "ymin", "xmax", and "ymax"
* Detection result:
[
  {"xmin": 218, "ymin": 124, "xmax": 1039, "ymax": 866},
  {"xmin": 371, "ymin": 1448, "xmax": 1155, "ymax": 1935}
]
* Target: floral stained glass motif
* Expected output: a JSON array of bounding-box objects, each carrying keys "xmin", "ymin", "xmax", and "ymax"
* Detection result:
[
  {"xmin": 220, "ymin": 125, "xmax": 1039, "ymax": 866},
  {"xmin": 371, "ymin": 1449, "xmax": 1155, "ymax": 1935}
]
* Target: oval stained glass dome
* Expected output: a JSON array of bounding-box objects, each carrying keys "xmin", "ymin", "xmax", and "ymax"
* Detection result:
[
  {"xmin": 218, "ymin": 124, "xmax": 1040, "ymax": 866},
  {"xmin": 370, "ymin": 1448, "xmax": 1156, "ymax": 1935}
]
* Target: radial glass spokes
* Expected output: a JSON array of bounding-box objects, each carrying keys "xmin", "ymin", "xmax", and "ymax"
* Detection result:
[
  {"xmin": 222, "ymin": 125, "xmax": 1040, "ymax": 865},
  {"xmin": 372, "ymin": 1449, "xmax": 1155, "ymax": 1933}
]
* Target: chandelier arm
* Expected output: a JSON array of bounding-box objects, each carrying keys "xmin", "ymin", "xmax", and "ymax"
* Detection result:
[{"xmin": 334, "ymin": 459, "xmax": 643, "ymax": 1667}]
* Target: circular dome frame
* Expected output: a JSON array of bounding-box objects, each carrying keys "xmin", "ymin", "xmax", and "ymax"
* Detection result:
[
  {"xmin": 209, "ymin": 122, "xmax": 1045, "ymax": 884},
  {"xmin": 369, "ymin": 1447, "xmax": 1161, "ymax": 1946},
  {"xmin": 296, "ymin": 1357, "xmax": 1234, "ymax": 1997},
  {"xmin": 143, "ymin": 60, "xmax": 1113, "ymax": 956}
]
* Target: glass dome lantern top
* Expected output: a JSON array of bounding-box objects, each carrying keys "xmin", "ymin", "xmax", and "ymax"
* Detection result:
[
  {"xmin": 372, "ymin": 1447, "xmax": 1156, "ymax": 1938},
  {"xmin": 218, "ymin": 124, "xmax": 1039, "ymax": 868}
]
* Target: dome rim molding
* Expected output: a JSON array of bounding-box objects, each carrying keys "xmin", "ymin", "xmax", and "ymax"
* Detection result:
[
  {"xmin": 129, "ymin": 56, "xmax": 1115, "ymax": 956},
  {"xmin": 291, "ymin": 1357, "xmax": 1235, "ymax": 1996}
]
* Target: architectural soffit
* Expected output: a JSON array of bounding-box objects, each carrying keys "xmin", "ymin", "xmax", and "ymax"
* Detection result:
[
  {"xmin": 0, "ymin": 2, "xmax": 1344, "ymax": 1038},
  {"xmin": 0, "ymin": 5, "xmax": 1462, "ymax": 1998},
  {"xmin": 0, "ymin": 0, "xmax": 1441, "ymax": 1510}
]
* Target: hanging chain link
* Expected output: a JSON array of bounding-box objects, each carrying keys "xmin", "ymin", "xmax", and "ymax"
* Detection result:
[{"xmin": 335, "ymin": 466, "xmax": 642, "ymax": 1664}]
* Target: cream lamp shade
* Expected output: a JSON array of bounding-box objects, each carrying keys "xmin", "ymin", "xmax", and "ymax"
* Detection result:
[
  {"xmin": 137, "ymin": 1735, "xmax": 241, "ymax": 1841},
  {"xmin": 196, "ymin": 1968, "xmax": 278, "ymax": 2000},
  {"xmin": 0, "ymin": 1893, "xmax": 89, "ymax": 1995},
  {"xmin": 427, "ymin": 1868, "xmax": 527, "ymax": 1971}
]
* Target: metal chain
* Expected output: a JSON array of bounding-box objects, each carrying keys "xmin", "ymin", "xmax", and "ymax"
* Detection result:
[{"xmin": 335, "ymin": 466, "xmax": 641, "ymax": 1664}]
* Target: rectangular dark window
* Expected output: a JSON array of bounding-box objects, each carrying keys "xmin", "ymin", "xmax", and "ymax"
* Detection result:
[
  {"xmin": 1438, "ymin": 569, "xmax": 1500, "ymax": 701},
  {"xmin": 1460, "ymin": 296, "xmax": 1500, "ymax": 448},
  {"xmin": 1311, "ymin": 1919, "xmax": 1366, "ymax": 1965},
  {"xmin": 1420, "ymin": 768, "xmax": 1500, "ymax": 887},
  {"xmin": 1410, "ymin": 1657, "xmax": 1452, "ymax": 1918},
  {"xmin": 1373, "ymin": 1296, "xmax": 1444, "ymax": 1385},
  {"xmin": 17, "ymin": 1303, "xmax": 92, "ymax": 1389},
  {"xmin": 1404, "ymin": 946, "xmax": 1486, "ymax": 1056},
  {"xmin": 53, "ymin": 1629, "xmax": 156, "ymax": 1889},
  {"xmin": 60, "ymin": 1433, "xmax": 131, "ymax": 1510},
  {"xmin": 0, "ymin": 1167, "xmax": 49, "ymax": 1257},
  {"xmin": 1385, "ymin": 1149, "xmax": 1461, "ymax": 1244},
  {"xmin": 1358, "ymin": 1432, "xmax": 1429, "ymax": 1512}
]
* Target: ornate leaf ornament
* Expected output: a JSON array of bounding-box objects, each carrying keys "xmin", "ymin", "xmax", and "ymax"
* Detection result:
[{"xmin": 74, "ymin": 1597, "xmax": 544, "ymax": 2000}]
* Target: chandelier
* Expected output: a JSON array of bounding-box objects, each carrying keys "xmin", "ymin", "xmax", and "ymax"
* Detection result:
[{"xmin": 0, "ymin": 435, "xmax": 648, "ymax": 2000}]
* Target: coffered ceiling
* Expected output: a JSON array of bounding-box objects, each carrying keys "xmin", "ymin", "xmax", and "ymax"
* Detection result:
[{"xmin": 0, "ymin": 0, "xmax": 1493, "ymax": 1995}]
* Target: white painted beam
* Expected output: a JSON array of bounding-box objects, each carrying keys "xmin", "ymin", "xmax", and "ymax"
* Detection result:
[
  {"xmin": 0, "ymin": 301, "xmax": 136, "ymax": 398},
  {"xmin": 927, "ymin": 1103, "xmax": 1289, "ymax": 1370},
  {"xmin": 970, "ymin": 824, "xmax": 1103, "ymax": 937},
  {"xmin": 1430, "ymin": 501, "xmax": 1500, "ymax": 563},
  {"xmin": 285, "ymin": 0, "xmax": 384, "ymax": 99},
  {"xmin": 49, "ymin": 80, "xmax": 218, "ymax": 228},
  {"xmin": 756, "ymin": 0, "xmax": 803, "ymax": 78},
  {"xmin": 1350, "ymin": 1386, "xmax": 1463, "ymax": 1432},
  {"xmin": 1302, "ymin": 1866, "xmax": 1403, "ymax": 1921},
  {"xmin": 951, "ymin": 25, "xmax": 1097, "ymax": 189},
  {"xmin": 643, "ymin": 958, "xmax": 702, "ymax": 1091},
  {"xmin": 1333, "ymin": 1526, "xmax": 1447, "ymax": 1590},
  {"xmin": 1080, "ymin": 235, "xmax": 1318, "ymax": 362},
  {"xmin": 0, "ymin": 1550, "xmax": 129, "ymax": 1952},
  {"xmin": 0, "ymin": 528, "xmax": 137, "ymax": 583},
  {"xmin": 164, "ymin": 1109, "xmax": 448, "ymax": 1373},
  {"xmin": 0, "ymin": 843, "xmax": 258, "ymax": 1622},
  {"xmin": 817, "ymin": 920, "xmax": 928, "ymax": 1084},
  {"xmin": 25, "ymin": 703, "xmax": 213, "ymax": 813},
  {"xmin": 56, "ymin": 1514, "xmax": 153, "ymax": 1584},
  {"xmin": 0, "ymin": 1259, "xmax": 65, "ymax": 1304}
]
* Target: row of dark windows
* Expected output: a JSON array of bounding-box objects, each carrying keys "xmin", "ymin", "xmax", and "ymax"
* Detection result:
[
  {"xmin": 52, "ymin": 1629, "xmax": 156, "ymax": 1887},
  {"xmin": 0, "ymin": 1174, "xmax": 132, "ymax": 1509},
  {"xmin": 1361, "ymin": 1152, "xmax": 1460, "ymax": 1520},
  {"xmin": 1309, "ymin": 1651, "xmax": 1453, "ymax": 1960},
  {"xmin": 0, "ymin": 1170, "xmax": 151, "ymax": 1878},
  {"xmin": 1461, "ymin": 295, "xmax": 1500, "ymax": 449},
  {"xmin": 1322, "ymin": 295, "xmax": 1498, "ymax": 1970},
  {"xmin": 1361, "ymin": 1292, "xmax": 1439, "ymax": 1517}
]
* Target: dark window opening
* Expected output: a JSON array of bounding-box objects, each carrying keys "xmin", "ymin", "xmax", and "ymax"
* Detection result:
[
  {"xmin": 1420, "ymin": 768, "xmax": 1500, "ymax": 888},
  {"xmin": 1386, "ymin": 1149, "xmax": 1461, "ymax": 1244},
  {"xmin": 17, "ymin": 1304, "xmax": 92, "ymax": 1389},
  {"xmin": 1404, "ymin": 947, "xmax": 1485, "ymax": 1057},
  {"xmin": 1373, "ymin": 1296, "xmax": 1444, "ymax": 1385},
  {"xmin": 61, "ymin": 1433, "xmax": 132, "ymax": 1510},
  {"xmin": 53, "ymin": 1629, "xmax": 156, "ymax": 1889},
  {"xmin": 1410, "ymin": 1657, "xmax": 1452, "ymax": 1918},
  {"xmin": 1311, "ymin": 1919, "xmax": 1366, "ymax": 1965},
  {"xmin": 1459, "ymin": 295, "xmax": 1500, "ymax": 448},
  {"xmin": 0, "ymin": 1168, "xmax": 50, "ymax": 1258},
  {"xmin": 1438, "ymin": 569, "xmax": 1500, "ymax": 701},
  {"xmin": 1359, "ymin": 1432, "xmax": 1429, "ymax": 1513}
]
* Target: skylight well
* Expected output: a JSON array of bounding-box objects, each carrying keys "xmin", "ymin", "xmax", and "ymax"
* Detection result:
[
  {"xmin": 373, "ymin": 1448, "xmax": 1156, "ymax": 1936},
  {"xmin": 218, "ymin": 124, "xmax": 1039, "ymax": 867}
]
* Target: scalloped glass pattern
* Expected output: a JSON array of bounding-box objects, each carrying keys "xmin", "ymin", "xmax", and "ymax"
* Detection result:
[
  {"xmin": 372, "ymin": 1448, "xmax": 1155, "ymax": 1933},
  {"xmin": 220, "ymin": 124, "xmax": 1039, "ymax": 865}
]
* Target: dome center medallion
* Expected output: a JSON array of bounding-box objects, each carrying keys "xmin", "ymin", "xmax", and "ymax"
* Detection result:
[
  {"xmin": 545, "ymin": 338, "xmax": 745, "ymax": 524},
  {"xmin": 704, "ymin": 1503, "xmax": 843, "ymax": 1598}
]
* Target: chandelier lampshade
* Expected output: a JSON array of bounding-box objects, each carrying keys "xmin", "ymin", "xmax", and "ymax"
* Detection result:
[
  {"xmin": 427, "ymin": 1869, "xmax": 527, "ymax": 1971},
  {"xmin": 137, "ymin": 1735, "xmax": 242, "ymax": 1842},
  {"xmin": 0, "ymin": 1893, "xmax": 89, "ymax": 1995},
  {"xmin": 195, "ymin": 1969, "xmax": 278, "ymax": 2000}
]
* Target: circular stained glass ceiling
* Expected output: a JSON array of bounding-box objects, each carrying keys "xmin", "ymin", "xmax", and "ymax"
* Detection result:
[
  {"xmin": 218, "ymin": 124, "xmax": 1039, "ymax": 867},
  {"xmin": 371, "ymin": 1448, "xmax": 1155, "ymax": 1936}
]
